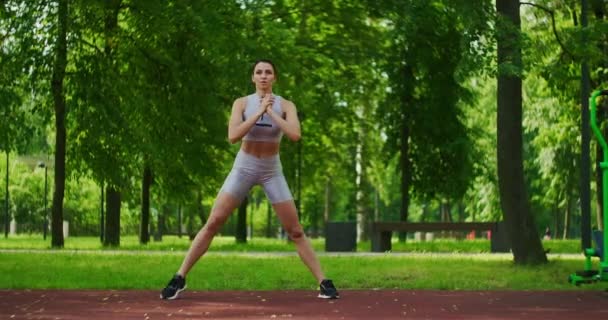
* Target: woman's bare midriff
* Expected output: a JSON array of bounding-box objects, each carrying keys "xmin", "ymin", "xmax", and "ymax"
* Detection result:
[{"xmin": 241, "ymin": 140, "xmax": 280, "ymax": 158}]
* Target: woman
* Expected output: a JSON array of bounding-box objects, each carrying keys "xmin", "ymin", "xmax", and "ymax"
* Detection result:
[{"xmin": 160, "ymin": 59, "xmax": 339, "ymax": 300}]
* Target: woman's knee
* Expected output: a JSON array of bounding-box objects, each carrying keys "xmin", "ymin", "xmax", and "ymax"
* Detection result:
[
  {"xmin": 204, "ymin": 196, "xmax": 238, "ymax": 234},
  {"xmin": 286, "ymin": 225, "xmax": 305, "ymax": 240},
  {"xmin": 206, "ymin": 215, "xmax": 227, "ymax": 233},
  {"xmin": 204, "ymin": 212, "xmax": 229, "ymax": 234},
  {"xmin": 202, "ymin": 221, "xmax": 215, "ymax": 234}
]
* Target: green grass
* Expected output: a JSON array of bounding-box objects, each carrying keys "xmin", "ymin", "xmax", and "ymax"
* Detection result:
[
  {"xmin": 0, "ymin": 234, "xmax": 581, "ymax": 253},
  {"xmin": 0, "ymin": 236, "xmax": 598, "ymax": 291},
  {"xmin": 0, "ymin": 251, "xmax": 603, "ymax": 291},
  {"xmin": 0, "ymin": 234, "xmax": 326, "ymax": 251},
  {"xmin": 358, "ymin": 238, "xmax": 581, "ymax": 253}
]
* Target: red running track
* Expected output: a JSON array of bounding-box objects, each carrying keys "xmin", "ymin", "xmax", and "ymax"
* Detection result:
[{"xmin": 2, "ymin": 289, "xmax": 607, "ymax": 319}]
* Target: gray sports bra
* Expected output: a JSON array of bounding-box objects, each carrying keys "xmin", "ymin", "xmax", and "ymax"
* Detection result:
[{"xmin": 242, "ymin": 94, "xmax": 284, "ymax": 143}]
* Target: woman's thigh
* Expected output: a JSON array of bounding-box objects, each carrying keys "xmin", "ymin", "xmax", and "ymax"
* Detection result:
[
  {"xmin": 207, "ymin": 191, "xmax": 243, "ymax": 227},
  {"xmin": 262, "ymin": 174, "xmax": 293, "ymax": 204},
  {"xmin": 272, "ymin": 200, "xmax": 301, "ymax": 231},
  {"xmin": 219, "ymin": 168, "xmax": 255, "ymax": 203}
]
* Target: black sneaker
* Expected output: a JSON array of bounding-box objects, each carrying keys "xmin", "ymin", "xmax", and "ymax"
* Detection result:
[
  {"xmin": 160, "ymin": 274, "xmax": 187, "ymax": 300},
  {"xmin": 318, "ymin": 279, "xmax": 339, "ymax": 299}
]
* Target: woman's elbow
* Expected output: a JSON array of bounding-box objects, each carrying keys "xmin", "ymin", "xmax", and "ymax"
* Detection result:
[
  {"xmin": 228, "ymin": 132, "xmax": 240, "ymax": 144},
  {"xmin": 289, "ymin": 132, "xmax": 301, "ymax": 142}
]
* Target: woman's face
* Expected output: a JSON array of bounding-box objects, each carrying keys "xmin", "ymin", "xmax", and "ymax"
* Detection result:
[{"xmin": 252, "ymin": 62, "xmax": 275, "ymax": 90}]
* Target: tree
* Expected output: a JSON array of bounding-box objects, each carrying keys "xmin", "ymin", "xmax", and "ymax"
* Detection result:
[
  {"xmin": 50, "ymin": 0, "xmax": 68, "ymax": 248},
  {"xmin": 373, "ymin": 1, "xmax": 492, "ymax": 241},
  {"xmin": 1, "ymin": 1, "xmax": 52, "ymax": 237},
  {"xmin": 496, "ymin": 0, "xmax": 546, "ymax": 265},
  {"xmin": 66, "ymin": 0, "xmax": 245, "ymax": 245}
]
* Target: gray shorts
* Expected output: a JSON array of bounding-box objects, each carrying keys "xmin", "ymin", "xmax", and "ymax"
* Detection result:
[{"xmin": 219, "ymin": 150, "xmax": 293, "ymax": 204}]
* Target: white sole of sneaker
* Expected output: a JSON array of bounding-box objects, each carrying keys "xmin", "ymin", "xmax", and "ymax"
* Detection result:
[
  {"xmin": 317, "ymin": 293, "xmax": 339, "ymax": 299},
  {"xmin": 160, "ymin": 285, "xmax": 187, "ymax": 300}
]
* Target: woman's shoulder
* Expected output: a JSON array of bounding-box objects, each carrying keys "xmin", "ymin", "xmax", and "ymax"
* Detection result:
[
  {"xmin": 234, "ymin": 94, "xmax": 255, "ymax": 104},
  {"xmin": 231, "ymin": 96, "xmax": 250, "ymax": 110},
  {"xmin": 236, "ymin": 94, "xmax": 253, "ymax": 101},
  {"xmin": 274, "ymin": 93, "xmax": 290, "ymax": 103},
  {"xmin": 279, "ymin": 97, "xmax": 296, "ymax": 109}
]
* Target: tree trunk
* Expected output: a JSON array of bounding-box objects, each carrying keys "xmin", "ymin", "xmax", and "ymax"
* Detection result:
[
  {"xmin": 421, "ymin": 204, "xmax": 429, "ymax": 222},
  {"xmin": 356, "ymin": 101, "xmax": 373, "ymax": 241},
  {"xmin": 104, "ymin": 186, "xmax": 121, "ymax": 246},
  {"xmin": 155, "ymin": 205, "xmax": 166, "ymax": 242},
  {"xmin": 176, "ymin": 204, "xmax": 182, "ymax": 238},
  {"xmin": 580, "ymin": 0, "xmax": 593, "ymax": 251},
  {"xmin": 100, "ymin": 0, "xmax": 122, "ymax": 247},
  {"xmin": 398, "ymin": 65, "xmax": 414, "ymax": 242},
  {"xmin": 197, "ymin": 190, "xmax": 206, "ymax": 226},
  {"xmin": 592, "ymin": 0, "xmax": 606, "ymax": 231},
  {"xmin": 100, "ymin": 181, "xmax": 105, "ymax": 243},
  {"xmin": 297, "ymin": 136, "xmax": 303, "ymax": 221},
  {"xmin": 188, "ymin": 201, "xmax": 195, "ymax": 239},
  {"xmin": 399, "ymin": 121, "xmax": 411, "ymax": 241},
  {"xmin": 441, "ymin": 201, "xmax": 453, "ymax": 237},
  {"xmin": 356, "ymin": 142, "xmax": 366, "ymax": 241},
  {"xmin": 374, "ymin": 190, "xmax": 379, "ymax": 222},
  {"xmin": 266, "ymin": 201, "xmax": 272, "ymax": 238},
  {"xmin": 140, "ymin": 165, "xmax": 152, "ymax": 244},
  {"xmin": 50, "ymin": 0, "xmax": 68, "ymax": 248},
  {"xmin": 4, "ymin": 151, "xmax": 9, "ymax": 238},
  {"xmin": 552, "ymin": 203, "xmax": 559, "ymax": 240},
  {"xmin": 441, "ymin": 201, "xmax": 452, "ymax": 222},
  {"xmin": 310, "ymin": 207, "xmax": 319, "ymax": 238},
  {"xmin": 496, "ymin": 0, "xmax": 547, "ymax": 264},
  {"xmin": 248, "ymin": 199, "xmax": 253, "ymax": 240},
  {"xmin": 324, "ymin": 178, "xmax": 330, "ymax": 223},
  {"xmin": 563, "ymin": 195, "xmax": 571, "ymax": 239},
  {"xmin": 457, "ymin": 201, "xmax": 465, "ymax": 222},
  {"xmin": 236, "ymin": 196, "xmax": 247, "ymax": 243}
]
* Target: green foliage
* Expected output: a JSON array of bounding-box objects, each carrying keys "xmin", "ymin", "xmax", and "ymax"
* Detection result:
[
  {"xmin": 517, "ymin": 1, "xmax": 607, "ymax": 236},
  {"xmin": 3, "ymin": 0, "xmax": 608, "ymax": 244},
  {"xmin": 0, "ymin": 0, "xmax": 51, "ymax": 155},
  {"xmin": 9, "ymin": 161, "xmax": 46, "ymax": 231},
  {"xmin": 376, "ymin": 0, "xmax": 494, "ymax": 203},
  {"xmin": 0, "ymin": 155, "xmax": 103, "ymax": 235},
  {"xmin": 63, "ymin": 177, "xmax": 103, "ymax": 236},
  {"xmin": 462, "ymin": 77, "xmax": 501, "ymax": 221}
]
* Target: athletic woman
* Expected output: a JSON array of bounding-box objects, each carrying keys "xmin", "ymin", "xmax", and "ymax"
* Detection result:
[{"xmin": 160, "ymin": 59, "xmax": 339, "ymax": 300}]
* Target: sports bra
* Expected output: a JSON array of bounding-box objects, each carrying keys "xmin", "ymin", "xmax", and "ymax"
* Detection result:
[{"xmin": 242, "ymin": 93, "xmax": 284, "ymax": 143}]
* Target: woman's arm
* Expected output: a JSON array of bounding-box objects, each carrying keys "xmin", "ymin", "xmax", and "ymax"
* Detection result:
[
  {"xmin": 266, "ymin": 99, "xmax": 301, "ymax": 141},
  {"xmin": 228, "ymin": 95, "xmax": 273, "ymax": 143},
  {"xmin": 228, "ymin": 97, "xmax": 261, "ymax": 144}
]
